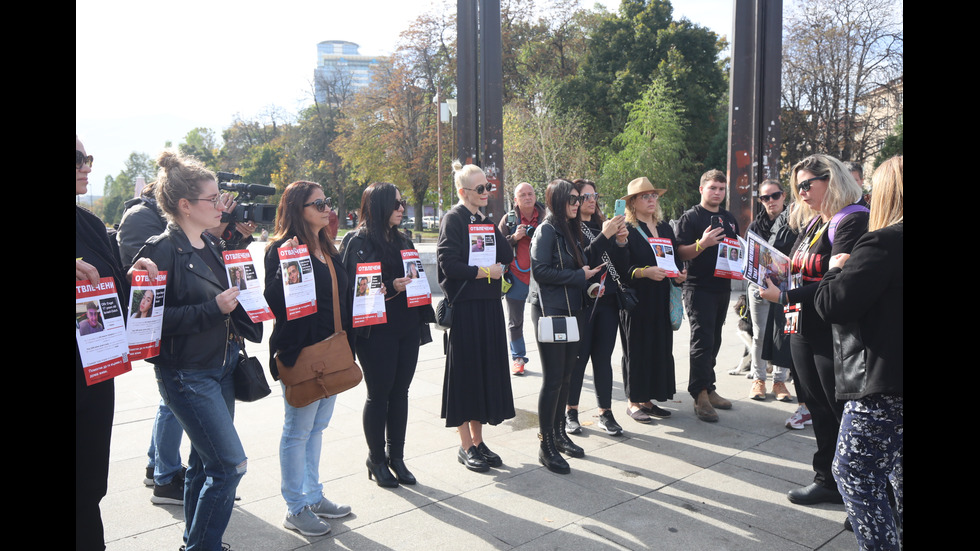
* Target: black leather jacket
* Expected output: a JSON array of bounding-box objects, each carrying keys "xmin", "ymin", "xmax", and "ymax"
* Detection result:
[
  {"xmin": 528, "ymin": 219, "xmax": 588, "ymax": 316},
  {"xmin": 137, "ymin": 224, "xmax": 252, "ymax": 370}
]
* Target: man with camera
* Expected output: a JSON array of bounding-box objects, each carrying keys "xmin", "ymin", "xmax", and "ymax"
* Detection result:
[
  {"xmin": 498, "ymin": 182, "xmax": 545, "ymax": 375},
  {"xmin": 676, "ymin": 170, "xmax": 740, "ymax": 422}
]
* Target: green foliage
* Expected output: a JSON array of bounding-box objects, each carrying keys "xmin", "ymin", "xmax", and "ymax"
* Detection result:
[
  {"xmin": 179, "ymin": 127, "xmax": 220, "ymax": 170},
  {"xmin": 102, "ymin": 152, "xmax": 157, "ymax": 225},
  {"xmin": 873, "ymin": 116, "xmax": 903, "ymax": 169},
  {"xmin": 599, "ymin": 77, "xmax": 696, "ymax": 220}
]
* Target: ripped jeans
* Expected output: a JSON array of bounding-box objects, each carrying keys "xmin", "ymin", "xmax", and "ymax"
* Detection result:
[{"xmin": 155, "ymin": 341, "xmax": 246, "ymax": 551}]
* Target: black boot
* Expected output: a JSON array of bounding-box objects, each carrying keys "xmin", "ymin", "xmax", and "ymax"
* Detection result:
[
  {"xmin": 538, "ymin": 432, "xmax": 570, "ymax": 474},
  {"xmin": 366, "ymin": 456, "xmax": 398, "ymax": 488},
  {"xmin": 387, "ymin": 456, "xmax": 417, "ymax": 485},
  {"xmin": 555, "ymin": 418, "xmax": 585, "ymax": 458}
]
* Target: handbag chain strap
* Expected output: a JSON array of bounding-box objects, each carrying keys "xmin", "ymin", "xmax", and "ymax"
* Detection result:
[{"xmin": 580, "ymin": 223, "xmax": 627, "ymax": 292}]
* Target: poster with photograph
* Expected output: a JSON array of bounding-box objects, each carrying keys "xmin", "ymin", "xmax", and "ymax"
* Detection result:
[
  {"xmin": 352, "ymin": 262, "xmax": 386, "ymax": 327},
  {"xmin": 126, "ymin": 270, "xmax": 167, "ymax": 360},
  {"xmin": 76, "ymin": 277, "xmax": 131, "ymax": 385},
  {"xmin": 224, "ymin": 249, "xmax": 274, "ymax": 323},
  {"xmin": 278, "ymin": 244, "xmax": 317, "ymax": 320},
  {"xmin": 713, "ymin": 237, "xmax": 745, "ymax": 280},
  {"xmin": 401, "ymin": 249, "xmax": 431, "ymax": 307},
  {"xmin": 742, "ymin": 231, "xmax": 791, "ymax": 292},
  {"xmin": 467, "ymin": 224, "xmax": 496, "ymax": 266},
  {"xmin": 647, "ymin": 237, "xmax": 680, "ymax": 277}
]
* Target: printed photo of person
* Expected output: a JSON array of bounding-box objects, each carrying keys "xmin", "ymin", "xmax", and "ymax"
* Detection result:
[
  {"xmin": 229, "ymin": 267, "xmax": 248, "ymax": 290},
  {"xmin": 653, "ymin": 244, "xmax": 665, "ymax": 258},
  {"xmin": 471, "ymin": 236, "xmax": 485, "ymax": 252},
  {"xmin": 131, "ymin": 289, "xmax": 154, "ymax": 319},
  {"xmin": 78, "ymin": 301, "xmax": 104, "ymax": 336},
  {"xmin": 284, "ymin": 261, "xmax": 302, "ymax": 285},
  {"xmin": 729, "ymin": 247, "xmax": 739, "ymax": 261},
  {"xmin": 405, "ymin": 261, "xmax": 420, "ymax": 279},
  {"xmin": 355, "ymin": 276, "xmax": 370, "ymax": 297}
]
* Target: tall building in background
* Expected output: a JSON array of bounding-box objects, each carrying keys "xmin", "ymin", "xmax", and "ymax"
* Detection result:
[{"xmin": 314, "ymin": 40, "xmax": 383, "ymax": 105}]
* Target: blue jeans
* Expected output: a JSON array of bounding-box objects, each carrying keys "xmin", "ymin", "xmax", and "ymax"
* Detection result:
[
  {"xmin": 146, "ymin": 400, "xmax": 184, "ymax": 484},
  {"xmin": 155, "ymin": 342, "xmax": 246, "ymax": 551},
  {"xmin": 280, "ymin": 389, "xmax": 336, "ymax": 515}
]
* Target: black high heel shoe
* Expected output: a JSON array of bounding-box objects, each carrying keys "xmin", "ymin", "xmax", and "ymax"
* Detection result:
[
  {"xmin": 387, "ymin": 457, "xmax": 417, "ymax": 485},
  {"xmin": 366, "ymin": 457, "xmax": 398, "ymax": 488}
]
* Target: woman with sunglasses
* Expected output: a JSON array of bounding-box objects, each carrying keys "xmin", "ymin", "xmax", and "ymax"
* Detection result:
[
  {"xmin": 437, "ymin": 160, "xmax": 515, "ymax": 472},
  {"xmin": 759, "ymin": 154, "xmax": 868, "ymax": 507},
  {"xmin": 76, "ymin": 137, "xmax": 157, "ymax": 550},
  {"xmin": 529, "ymin": 179, "xmax": 604, "ymax": 473},
  {"xmin": 264, "ymin": 181, "xmax": 353, "ymax": 536},
  {"xmin": 746, "ymin": 179, "xmax": 794, "ymax": 403},
  {"xmin": 340, "ymin": 182, "xmax": 436, "ymax": 488},
  {"xmin": 135, "ymin": 149, "xmax": 259, "ymax": 551},
  {"xmin": 618, "ymin": 177, "xmax": 687, "ymax": 425},
  {"xmin": 563, "ymin": 179, "xmax": 629, "ymax": 437}
]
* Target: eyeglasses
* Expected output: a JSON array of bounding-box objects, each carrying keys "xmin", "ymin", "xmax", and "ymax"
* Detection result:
[
  {"xmin": 581, "ymin": 193, "xmax": 599, "ymax": 201},
  {"xmin": 638, "ymin": 193, "xmax": 659, "ymax": 201},
  {"xmin": 797, "ymin": 175, "xmax": 828, "ymax": 193},
  {"xmin": 567, "ymin": 195, "xmax": 583, "ymax": 205},
  {"xmin": 76, "ymin": 150, "xmax": 94, "ymax": 169},
  {"xmin": 304, "ymin": 198, "xmax": 331, "ymax": 212},
  {"xmin": 462, "ymin": 183, "xmax": 495, "ymax": 195},
  {"xmin": 394, "ymin": 199, "xmax": 408, "ymax": 210},
  {"xmin": 189, "ymin": 196, "xmax": 220, "ymax": 209},
  {"xmin": 759, "ymin": 190, "xmax": 783, "ymax": 203}
]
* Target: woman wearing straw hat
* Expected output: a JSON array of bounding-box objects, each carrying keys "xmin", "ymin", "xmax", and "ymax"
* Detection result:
[{"xmin": 618, "ymin": 177, "xmax": 687, "ymax": 423}]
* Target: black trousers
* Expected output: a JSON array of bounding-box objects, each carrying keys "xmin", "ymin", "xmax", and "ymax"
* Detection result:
[
  {"xmin": 532, "ymin": 305, "xmax": 583, "ymax": 433},
  {"xmin": 356, "ymin": 325, "xmax": 420, "ymax": 461},
  {"xmin": 683, "ymin": 286, "xmax": 729, "ymax": 398},
  {"xmin": 567, "ymin": 300, "xmax": 617, "ymax": 410},
  {"xmin": 76, "ymin": 367, "xmax": 114, "ymax": 551},
  {"xmin": 791, "ymin": 330, "xmax": 845, "ymax": 489}
]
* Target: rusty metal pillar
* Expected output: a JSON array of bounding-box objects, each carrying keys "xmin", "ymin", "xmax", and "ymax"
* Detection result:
[
  {"xmin": 456, "ymin": 0, "xmax": 504, "ymax": 220},
  {"xmin": 727, "ymin": 0, "xmax": 782, "ymax": 236}
]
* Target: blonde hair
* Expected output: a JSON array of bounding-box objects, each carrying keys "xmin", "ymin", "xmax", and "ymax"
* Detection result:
[
  {"xmin": 868, "ymin": 155, "xmax": 903, "ymax": 232},
  {"xmin": 624, "ymin": 193, "xmax": 663, "ymax": 227},
  {"xmin": 788, "ymin": 154, "xmax": 863, "ymax": 229},
  {"xmin": 451, "ymin": 160, "xmax": 484, "ymax": 192},
  {"xmin": 154, "ymin": 149, "xmax": 216, "ymax": 222}
]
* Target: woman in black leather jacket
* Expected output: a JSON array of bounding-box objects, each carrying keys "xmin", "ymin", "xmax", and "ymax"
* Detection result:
[
  {"xmin": 340, "ymin": 182, "xmax": 435, "ymax": 488},
  {"xmin": 529, "ymin": 179, "xmax": 603, "ymax": 474},
  {"xmin": 136, "ymin": 150, "xmax": 253, "ymax": 551}
]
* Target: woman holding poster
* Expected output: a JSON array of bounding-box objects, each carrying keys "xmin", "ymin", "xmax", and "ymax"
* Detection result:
[
  {"xmin": 340, "ymin": 182, "xmax": 436, "ymax": 488},
  {"xmin": 619, "ymin": 177, "xmax": 687, "ymax": 425},
  {"xmin": 264, "ymin": 181, "xmax": 353, "ymax": 536},
  {"xmin": 135, "ymin": 149, "xmax": 254, "ymax": 551},
  {"xmin": 437, "ymin": 161, "xmax": 515, "ymax": 473}
]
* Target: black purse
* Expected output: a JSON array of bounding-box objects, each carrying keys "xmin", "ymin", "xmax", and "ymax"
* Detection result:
[
  {"xmin": 233, "ymin": 341, "xmax": 271, "ymax": 402},
  {"xmin": 434, "ymin": 281, "xmax": 468, "ymax": 331}
]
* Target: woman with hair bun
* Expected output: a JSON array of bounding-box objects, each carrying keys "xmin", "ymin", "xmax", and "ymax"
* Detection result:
[
  {"xmin": 437, "ymin": 160, "xmax": 515, "ymax": 472},
  {"xmin": 135, "ymin": 149, "xmax": 258, "ymax": 551}
]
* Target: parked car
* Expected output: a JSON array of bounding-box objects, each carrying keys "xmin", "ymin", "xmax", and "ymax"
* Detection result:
[{"xmin": 423, "ymin": 216, "xmax": 439, "ymax": 229}]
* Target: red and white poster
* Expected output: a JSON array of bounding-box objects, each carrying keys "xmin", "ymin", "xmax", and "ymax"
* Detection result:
[
  {"xmin": 648, "ymin": 237, "xmax": 680, "ymax": 277},
  {"xmin": 278, "ymin": 244, "xmax": 317, "ymax": 320},
  {"xmin": 401, "ymin": 249, "xmax": 431, "ymax": 307},
  {"xmin": 126, "ymin": 270, "xmax": 167, "ymax": 360},
  {"xmin": 714, "ymin": 237, "xmax": 745, "ymax": 280},
  {"xmin": 223, "ymin": 249, "xmax": 274, "ymax": 323},
  {"xmin": 352, "ymin": 262, "xmax": 386, "ymax": 328},
  {"xmin": 467, "ymin": 224, "xmax": 496, "ymax": 266},
  {"xmin": 76, "ymin": 277, "xmax": 132, "ymax": 385}
]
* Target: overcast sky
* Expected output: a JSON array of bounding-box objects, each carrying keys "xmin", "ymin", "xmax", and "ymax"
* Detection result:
[{"xmin": 76, "ymin": 0, "xmax": 734, "ymax": 196}]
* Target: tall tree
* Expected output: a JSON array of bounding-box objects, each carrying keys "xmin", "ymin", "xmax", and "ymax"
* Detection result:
[
  {"xmin": 102, "ymin": 152, "xmax": 157, "ymax": 225},
  {"xmin": 781, "ymin": 0, "xmax": 903, "ymax": 165},
  {"xmin": 179, "ymin": 127, "xmax": 220, "ymax": 170}
]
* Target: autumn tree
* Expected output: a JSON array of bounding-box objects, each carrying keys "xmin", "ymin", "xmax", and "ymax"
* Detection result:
[{"xmin": 781, "ymin": 0, "xmax": 903, "ymax": 165}]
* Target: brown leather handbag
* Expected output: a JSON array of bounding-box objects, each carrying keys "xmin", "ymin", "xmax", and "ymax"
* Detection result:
[{"xmin": 277, "ymin": 256, "xmax": 362, "ymax": 408}]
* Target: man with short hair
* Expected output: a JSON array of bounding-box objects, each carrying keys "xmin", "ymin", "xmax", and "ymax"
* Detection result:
[
  {"xmin": 676, "ymin": 170, "xmax": 740, "ymax": 422},
  {"xmin": 78, "ymin": 302, "xmax": 104, "ymax": 336},
  {"xmin": 498, "ymin": 182, "xmax": 546, "ymax": 375}
]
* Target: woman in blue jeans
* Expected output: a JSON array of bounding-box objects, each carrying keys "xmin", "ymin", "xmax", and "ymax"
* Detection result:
[
  {"xmin": 264, "ymin": 181, "xmax": 353, "ymax": 537},
  {"xmin": 138, "ymin": 150, "xmax": 256, "ymax": 551}
]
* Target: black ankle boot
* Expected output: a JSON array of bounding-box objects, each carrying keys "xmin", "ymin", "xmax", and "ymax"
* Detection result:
[
  {"xmin": 387, "ymin": 456, "xmax": 417, "ymax": 485},
  {"xmin": 366, "ymin": 456, "xmax": 398, "ymax": 488},
  {"xmin": 538, "ymin": 432, "xmax": 570, "ymax": 474},
  {"xmin": 555, "ymin": 418, "xmax": 585, "ymax": 458}
]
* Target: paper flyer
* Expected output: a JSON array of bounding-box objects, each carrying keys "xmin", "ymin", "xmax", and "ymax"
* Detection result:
[
  {"xmin": 126, "ymin": 270, "xmax": 167, "ymax": 360},
  {"xmin": 713, "ymin": 237, "xmax": 745, "ymax": 280},
  {"xmin": 467, "ymin": 224, "xmax": 496, "ymax": 266},
  {"xmin": 401, "ymin": 249, "xmax": 431, "ymax": 307},
  {"xmin": 278, "ymin": 244, "xmax": 317, "ymax": 320},
  {"xmin": 352, "ymin": 262, "xmax": 386, "ymax": 328},
  {"xmin": 742, "ymin": 230, "xmax": 791, "ymax": 292},
  {"xmin": 648, "ymin": 237, "xmax": 680, "ymax": 277},
  {"xmin": 224, "ymin": 249, "xmax": 274, "ymax": 323},
  {"xmin": 76, "ymin": 277, "xmax": 132, "ymax": 385}
]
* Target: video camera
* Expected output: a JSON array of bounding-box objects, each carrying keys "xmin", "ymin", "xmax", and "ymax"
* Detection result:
[{"xmin": 217, "ymin": 171, "xmax": 277, "ymax": 226}]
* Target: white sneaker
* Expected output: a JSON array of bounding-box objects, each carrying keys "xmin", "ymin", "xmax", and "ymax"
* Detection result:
[
  {"xmin": 283, "ymin": 506, "xmax": 331, "ymax": 536},
  {"xmin": 785, "ymin": 405, "xmax": 812, "ymax": 430}
]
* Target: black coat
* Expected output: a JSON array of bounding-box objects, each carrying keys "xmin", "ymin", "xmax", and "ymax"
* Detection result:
[
  {"xmin": 814, "ymin": 223, "xmax": 903, "ymax": 400},
  {"xmin": 528, "ymin": 218, "xmax": 588, "ymax": 316}
]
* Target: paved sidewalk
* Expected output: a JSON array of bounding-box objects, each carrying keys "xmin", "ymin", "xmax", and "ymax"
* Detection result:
[{"xmin": 103, "ymin": 243, "xmax": 853, "ymax": 550}]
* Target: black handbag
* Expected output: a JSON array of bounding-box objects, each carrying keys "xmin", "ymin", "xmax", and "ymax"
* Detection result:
[
  {"xmin": 233, "ymin": 342, "xmax": 271, "ymax": 402},
  {"xmin": 434, "ymin": 281, "xmax": 467, "ymax": 331}
]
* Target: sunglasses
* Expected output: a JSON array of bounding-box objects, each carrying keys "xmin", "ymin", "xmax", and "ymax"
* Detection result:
[
  {"xmin": 759, "ymin": 190, "xmax": 783, "ymax": 203},
  {"xmin": 395, "ymin": 199, "xmax": 408, "ymax": 210},
  {"xmin": 580, "ymin": 193, "xmax": 599, "ymax": 201},
  {"xmin": 567, "ymin": 195, "xmax": 583, "ymax": 205},
  {"xmin": 76, "ymin": 150, "xmax": 94, "ymax": 169},
  {"xmin": 304, "ymin": 198, "xmax": 331, "ymax": 212},
  {"xmin": 462, "ymin": 183, "xmax": 495, "ymax": 195},
  {"xmin": 797, "ymin": 175, "xmax": 828, "ymax": 193}
]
